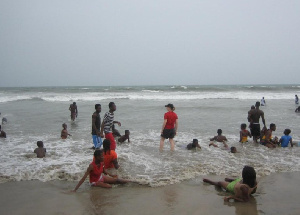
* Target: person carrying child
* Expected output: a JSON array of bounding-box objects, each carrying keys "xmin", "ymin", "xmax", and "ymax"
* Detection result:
[
  {"xmin": 61, "ymin": 123, "xmax": 71, "ymax": 139},
  {"xmin": 118, "ymin": 130, "xmax": 130, "ymax": 143},
  {"xmin": 34, "ymin": 141, "xmax": 46, "ymax": 158},
  {"xmin": 203, "ymin": 166, "xmax": 258, "ymax": 202},
  {"xmin": 279, "ymin": 129, "xmax": 293, "ymax": 148},
  {"xmin": 239, "ymin": 123, "xmax": 252, "ymax": 143}
]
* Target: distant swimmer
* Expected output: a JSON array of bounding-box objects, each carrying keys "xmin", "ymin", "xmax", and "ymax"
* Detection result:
[
  {"xmin": 203, "ymin": 166, "xmax": 258, "ymax": 202},
  {"xmin": 187, "ymin": 139, "xmax": 201, "ymax": 150},
  {"xmin": 260, "ymin": 97, "xmax": 266, "ymax": 106},
  {"xmin": 248, "ymin": 102, "xmax": 266, "ymax": 143},
  {"xmin": 295, "ymin": 106, "xmax": 300, "ymax": 112},
  {"xmin": 34, "ymin": 141, "xmax": 46, "ymax": 158},
  {"xmin": 209, "ymin": 129, "xmax": 228, "ymax": 148},
  {"xmin": 160, "ymin": 103, "xmax": 178, "ymax": 151},
  {"xmin": 118, "ymin": 130, "xmax": 130, "ymax": 143},
  {"xmin": 73, "ymin": 149, "xmax": 131, "ymax": 191},
  {"xmin": 295, "ymin": 95, "xmax": 299, "ymax": 105},
  {"xmin": 61, "ymin": 123, "xmax": 71, "ymax": 139},
  {"xmin": 239, "ymin": 123, "xmax": 252, "ymax": 143},
  {"xmin": 0, "ymin": 125, "xmax": 6, "ymax": 138},
  {"xmin": 69, "ymin": 102, "xmax": 78, "ymax": 121}
]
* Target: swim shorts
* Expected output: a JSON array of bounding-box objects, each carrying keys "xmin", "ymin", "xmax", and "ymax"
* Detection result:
[
  {"xmin": 161, "ymin": 128, "xmax": 176, "ymax": 139},
  {"xmin": 92, "ymin": 135, "xmax": 103, "ymax": 148},
  {"xmin": 90, "ymin": 174, "xmax": 104, "ymax": 186},
  {"xmin": 226, "ymin": 178, "xmax": 241, "ymax": 194},
  {"xmin": 250, "ymin": 123, "xmax": 260, "ymax": 137}
]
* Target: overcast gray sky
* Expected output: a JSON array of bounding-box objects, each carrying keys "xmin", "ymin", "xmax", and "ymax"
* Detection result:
[{"xmin": 0, "ymin": 0, "xmax": 299, "ymax": 87}]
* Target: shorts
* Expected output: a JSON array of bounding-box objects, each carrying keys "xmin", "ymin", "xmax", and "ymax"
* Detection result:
[
  {"xmin": 226, "ymin": 178, "xmax": 241, "ymax": 194},
  {"xmin": 105, "ymin": 132, "xmax": 116, "ymax": 150},
  {"xmin": 250, "ymin": 123, "xmax": 260, "ymax": 137},
  {"xmin": 90, "ymin": 174, "xmax": 104, "ymax": 186},
  {"xmin": 92, "ymin": 135, "xmax": 103, "ymax": 148},
  {"xmin": 161, "ymin": 129, "xmax": 175, "ymax": 139}
]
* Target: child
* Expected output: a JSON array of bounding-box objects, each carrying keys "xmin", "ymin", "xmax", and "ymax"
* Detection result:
[
  {"xmin": 260, "ymin": 123, "xmax": 278, "ymax": 148},
  {"xmin": 209, "ymin": 129, "xmax": 228, "ymax": 148},
  {"xmin": 230, "ymin": 146, "xmax": 237, "ymax": 153},
  {"xmin": 203, "ymin": 166, "xmax": 257, "ymax": 202},
  {"xmin": 118, "ymin": 130, "xmax": 130, "ymax": 143},
  {"xmin": 0, "ymin": 125, "xmax": 6, "ymax": 138},
  {"xmin": 73, "ymin": 149, "xmax": 130, "ymax": 191},
  {"xmin": 239, "ymin": 123, "xmax": 252, "ymax": 143},
  {"xmin": 103, "ymin": 139, "xmax": 119, "ymax": 170},
  {"xmin": 34, "ymin": 141, "xmax": 46, "ymax": 158},
  {"xmin": 279, "ymin": 129, "xmax": 293, "ymax": 147},
  {"xmin": 61, "ymin": 123, "xmax": 71, "ymax": 139},
  {"xmin": 187, "ymin": 139, "xmax": 201, "ymax": 150}
]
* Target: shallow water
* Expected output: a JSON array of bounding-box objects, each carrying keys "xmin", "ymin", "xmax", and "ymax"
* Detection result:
[{"xmin": 0, "ymin": 85, "xmax": 299, "ymax": 186}]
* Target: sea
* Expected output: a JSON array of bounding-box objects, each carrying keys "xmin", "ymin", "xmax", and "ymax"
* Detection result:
[{"xmin": 0, "ymin": 85, "xmax": 299, "ymax": 187}]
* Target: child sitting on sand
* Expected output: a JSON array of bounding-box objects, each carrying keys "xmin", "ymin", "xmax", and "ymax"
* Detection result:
[
  {"xmin": 73, "ymin": 149, "xmax": 131, "ymax": 191},
  {"xmin": 61, "ymin": 123, "xmax": 71, "ymax": 139},
  {"xmin": 187, "ymin": 139, "xmax": 201, "ymax": 150},
  {"xmin": 209, "ymin": 129, "xmax": 228, "ymax": 148},
  {"xmin": 239, "ymin": 123, "xmax": 252, "ymax": 143},
  {"xmin": 279, "ymin": 129, "xmax": 293, "ymax": 148},
  {"xmin": 118, "ymin": 130, "xmax": 130, "ymax": 143},
  {"xmin": 203, "ymin": 166, "xmax": 257, "ymax": 202},
  {"xmin": 34, "ymin": 141, "xmax": 46, "ymax": 158}
]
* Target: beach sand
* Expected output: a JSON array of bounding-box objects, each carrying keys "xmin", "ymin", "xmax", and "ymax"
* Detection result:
[{"xmin": 1, "ymin": 172, "xmax": 300, "ymax": 215}]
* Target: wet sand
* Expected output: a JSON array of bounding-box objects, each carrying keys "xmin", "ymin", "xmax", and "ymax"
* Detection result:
[{"xmin": 1, "ymin": 172, "xmax": 300, "ymax": 215}]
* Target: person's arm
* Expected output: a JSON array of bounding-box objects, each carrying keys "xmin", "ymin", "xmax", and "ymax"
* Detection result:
[
  {"xmin": 92, "ymin": 114, "xmax": 100, "ymax": 136},
  {"xmin": 73, "ymin": 165, "xmax": 92, "ymax": 192},
  {"xmin": 261, "ymin": 112, "xmax": 266, "ymax": 127},
  {"xmin": 161, "ymin": 119, "xmax": 167, "ymax": 134},
  {"xmin": 128, "ymin": 136, "xmax": 130, "ymax": 143},
  {"xmin": 112, "ymin": 159, "xmax": 119, "ymax": 169},
  {"xmin": 239, "ymin": 131, "xmax": 242, "ymax": 142},
  {"xmin": 69, "ymin": 105, "xmax": 71, "ymax": 111},
  {"xmin": 174, "ymin": 119, "xmax": 178, "ymax": 135},
  {"xmin": 113, "ymin": 121, "xmax": 121, "ymax": 126},
  {"xmin": 290, "ymin": 138, "xmax": 293, "ymax": 147},
  {"xmin": 248, "ymin": 130, "xmax": 252, "ymax": 138},
  {"xmin": 100, "ymin": 117, "xmax": 105, "ymax": 138},
  {"xmin": 210, "ymin": 136, "xmax": 216, "ymax": 141},
  {"xmin": 76, "ymin": 106, "xmax": 78, "ymax": 116},
  {"xmin": 224, "ymin": 186, "xmax": 249, "ymax": 202}
]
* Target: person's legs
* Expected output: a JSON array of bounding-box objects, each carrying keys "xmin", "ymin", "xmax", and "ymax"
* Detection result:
[
  {"xmin": 160, "ymin": 137, "xmax": 165, "ymax": 151},
  {"xmin": 103, "ymin": 175, "xmax": 130, "ymax": 184},
  {"xmin": 95, "ymin": 136, "xmax": 103, "ymax": 148},
  {"xmin": 169, "ymin": 138, "xmax": 175, "ymax": 151},
  {"xmin": 105, "ymin": 133, "xmax": 116, "ymax": 150},
  {"xmin": 203, "ymin": 179, "xmax": 229, "ymax": 189}
]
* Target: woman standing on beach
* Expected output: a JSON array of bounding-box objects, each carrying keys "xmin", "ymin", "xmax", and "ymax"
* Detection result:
[{"xmin": 160, "ymin": 103, "xmax": 178, "ymax": 151}]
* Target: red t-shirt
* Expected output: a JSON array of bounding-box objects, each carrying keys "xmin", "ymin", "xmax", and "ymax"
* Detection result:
[
  {"xmin": 164, "ymin": 111, "xmax": 178, "ymax": 129},
  {"xmin": 104, "ymin": 150, "xmax": 118, "ymax": 169},
  {"xmin": 89, "ymin": 161, "xmax": 104, "ymax": 183}
]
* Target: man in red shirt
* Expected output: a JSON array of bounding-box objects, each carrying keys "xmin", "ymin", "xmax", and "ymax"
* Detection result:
[{"xmin": 160, "ymin": 103, "xmax": 178, "ymax": 151}]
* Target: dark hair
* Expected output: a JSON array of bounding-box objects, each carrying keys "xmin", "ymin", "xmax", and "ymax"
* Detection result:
[
  {"xmin": 284, "ymin": 129, "xmax": 291, "ymax": 135},
  {"xmin": 62, "ymin": 123, "xmax": 66, "ymax": 127},
  {"xmin": 230, "ymin": 146, "xmax": 236, "ymax": 153},
  {"xmin": 217, "ymin": 129, "xmax": 222, "ymax": 134},
  {"xmin": 109, "ymin": 102, "xmax": 115, "ymax": 108},
  {"xmin": 73, "ymin": 102, "xmax": 76, "ymax": 104},
  {"xmin": 103, "ymin": 139, "xmax": 111, "ymax": 154},
  {"xmin": 37, "ymin": 141, "xmax": 43, "ymax": 147},
  {"xmin": 95, "ymin": 104, "xmax": 101, "ymax": 109},
  {"xmin": 255, "ymin": 102, "xmax": 260, "ymax": 107},
  {"xmin": 125, "ymin": 130, "xmax": 130, "ymax": 134},
  {"xmin": 94, "ymin": 149, "xmax": 103, "ymax": 157},
  {"xmin": 242, "ymin": 166, "xmax": 256, "ymax": 188},
  {"xmin": 270, "ymin": 123, "xmax": 276, "ymax": 129},
  {"xmin": 251, "ymin": 105, "xmax": 255, "ymax": 109},
  {"xmin": 241, "ymin": 123, "xmax": 246, "ymax": 129},
  {"xmin": 192, "ymin": 139, "xmax": 198, "ymax": 147}
]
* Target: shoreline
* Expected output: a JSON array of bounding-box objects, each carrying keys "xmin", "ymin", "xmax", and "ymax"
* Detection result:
[{"xmin": 1, "ymin": 172, "xmax": 300, "ymax": 215}]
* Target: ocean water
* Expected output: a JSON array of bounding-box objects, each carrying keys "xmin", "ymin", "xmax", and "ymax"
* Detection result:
[{"xmin": 0, "ymin": 85, "xmax": 299, "ymax": 186}]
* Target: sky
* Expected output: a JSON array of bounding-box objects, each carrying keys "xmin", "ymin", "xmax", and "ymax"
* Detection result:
[{"xmin": 0, "ymin": 0, "xmax": 300, "ymax": 87}]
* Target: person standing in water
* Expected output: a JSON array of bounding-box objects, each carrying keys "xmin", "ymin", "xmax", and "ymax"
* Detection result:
[
  {"xmin": 160, "ymin": 103, "xmax": 178, "ymax": 151},
  {"xmin": 92, "ymin": 104, "xmax": 103, "ymax": 149},
  {"xmin": 69, "ymin": 102, "xmax": 78, "ymax": 121},
  {"xmin": 100, "ymin": 102, "xmax": 121, "ymax": 151},
  {"xmin": 260, "ymin": 97, "xmax": 266, "ymax": 106},
  {"xmin": 248, "ymin": 102, "xmax": 266, "ymax": 143},
  {"xmin": 295, "ymin": 95, "xmax": 299, "ymax": 105}
]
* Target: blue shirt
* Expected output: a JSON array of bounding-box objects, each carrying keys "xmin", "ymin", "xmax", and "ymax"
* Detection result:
[{"xmin": 280, "ymin": 135, "xmax": 292, "ymax": 147}]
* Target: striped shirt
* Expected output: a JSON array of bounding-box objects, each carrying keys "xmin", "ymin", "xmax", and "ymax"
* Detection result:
[{"xmin": 103, "ymin": 112, "xmax": 114, "ymax": 133}]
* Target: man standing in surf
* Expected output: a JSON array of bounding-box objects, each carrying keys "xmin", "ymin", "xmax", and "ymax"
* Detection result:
[
  {"xmin": 160, "ymin": 103, "xmax": 178, "ymax": 151},
  {"xmin": 248, "ymin": 101, "xmax": 266, "ymax": 143},
  {"xmin": 69, "ymin": 102, "xmax": 78, "ymax": 121},
  {"xmin": 100, "ymin": 102, "xmax": 121, "ymax": 151},
  {"xmin": 92, "ymin": 104, "xmax": 103, "ymax": 149}
]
